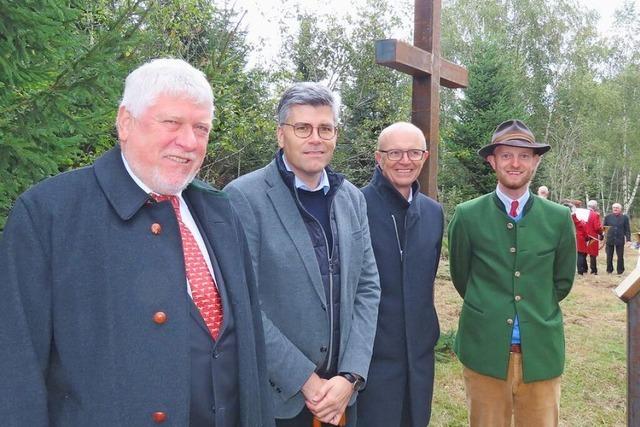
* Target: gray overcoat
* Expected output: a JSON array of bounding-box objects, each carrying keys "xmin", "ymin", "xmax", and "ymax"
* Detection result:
[{"xmin": 225, "ymin": 159, "xmax": 380, "ymax": 419}]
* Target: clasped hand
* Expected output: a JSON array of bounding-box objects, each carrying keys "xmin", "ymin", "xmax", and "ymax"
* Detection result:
[{"xmin": 302, "ymin": 373, "xmax": 353, "ymax": 425}]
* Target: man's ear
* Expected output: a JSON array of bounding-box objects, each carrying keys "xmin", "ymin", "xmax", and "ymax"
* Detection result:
[
  {"xmin": 374, "ymin": 151, "xmax": 382, "ymax": 166},
  {"xmin": 276, "ymin": 126, "xmax": 285, "ymax": 148},
  {"xmin": 116, "ymin": 106, "xmax": 132, "ymax": 142},
  {"xmin": 486, "ymin": 155, "xmax": 497, "ymax": 170}
]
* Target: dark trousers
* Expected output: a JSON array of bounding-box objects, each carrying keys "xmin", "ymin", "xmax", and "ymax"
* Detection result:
[
  {"xmin": 606, "ymin": 244, "xmax": 625, "ymax": 274},
  {"xmin": 577, "ymin": 252, "xmax": 588, "ymax": 274},
  {"xmin": 589, "ymin": 255, "xmax": 598, "ymax": 274},
  {"xmin": 276, "ymin": 404, "xmax": 357, "ymax": 427}
]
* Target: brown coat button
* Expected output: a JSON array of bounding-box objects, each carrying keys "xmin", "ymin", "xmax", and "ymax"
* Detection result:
[
  {"xmin": 153, "ymin": 312, "xmax": 167, "ymax": 324},
  {"xmin": 151, "ymin": 223, "xmax": 162, "ymax": 235},
  {"xmin": 152, "ymin": 412, "xmax": 166, "ymax": 423}
]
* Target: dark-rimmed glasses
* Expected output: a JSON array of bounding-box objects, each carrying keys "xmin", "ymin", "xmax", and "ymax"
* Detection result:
[
  {"xmin": 281, "ymin": 122, "xmax": 337, "ymax": 140},
  {"xmin": 378, "ymin": 149, "xmax": 427, "ymax": 161}
]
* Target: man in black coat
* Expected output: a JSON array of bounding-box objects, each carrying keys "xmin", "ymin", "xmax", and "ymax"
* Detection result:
[
  {"xmin": 0, "ymin": 58, "xmax": 274, "ymax": 427},
  {"xmin": 358, "ymin": 122, "xmax": 444, "ymax": 427},
  {"xmin": 604, "ymin": 202, "xmax": 631, "ymax": 274}
]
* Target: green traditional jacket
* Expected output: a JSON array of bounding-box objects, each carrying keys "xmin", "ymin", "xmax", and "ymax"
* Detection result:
[{"xmin": 448, "ymin": 192, "xmax": 576, "ymax": 382}]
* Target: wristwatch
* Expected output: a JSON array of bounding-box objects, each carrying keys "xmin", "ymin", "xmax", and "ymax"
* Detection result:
[{"xmin": 339, "ymin": 372, "xmax": 365, "ymax": 391}]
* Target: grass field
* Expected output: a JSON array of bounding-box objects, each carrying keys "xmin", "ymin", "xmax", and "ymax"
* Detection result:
[{"xmin": 430, "ymin": 253, "xmax": 631, "ymax": 426}]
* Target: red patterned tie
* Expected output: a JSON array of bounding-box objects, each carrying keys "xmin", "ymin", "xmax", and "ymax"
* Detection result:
[
  {"xmin": 509, "ymin": 200, "xmax": 519, "ymax": 218},
  {"xmin": 154, "ymin": 194, "xmax": 224, "ymax": 339}
]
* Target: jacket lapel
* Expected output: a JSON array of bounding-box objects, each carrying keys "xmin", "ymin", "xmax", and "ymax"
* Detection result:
[
  {"xmin": 264, "ymin": 162, "xmax": 327, "ymax": 304},
  {"xmin": 184, "ymin": 185, "xmax": 250, "ymax": 311}
]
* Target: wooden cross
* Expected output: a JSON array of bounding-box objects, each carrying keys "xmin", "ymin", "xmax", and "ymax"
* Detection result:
[{"xmin": 375, "ymin": 0, "xmax": 468, "ymax": 199}]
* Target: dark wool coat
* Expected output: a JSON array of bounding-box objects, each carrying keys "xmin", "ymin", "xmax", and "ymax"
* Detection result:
[
  {"xmin": 604, "ymin": 213, "xmax": 631, "ymax": 246},
  {"xmin": 357, "ymin": 168, "xmax": 443, "ymax": 427},
  {"xmin": 448, "ymin": 193, "xmax": 576, "ymax": 382},
  {"xmin": 0, "ymin": 147, "xmax": 274, "ymax": 426}
]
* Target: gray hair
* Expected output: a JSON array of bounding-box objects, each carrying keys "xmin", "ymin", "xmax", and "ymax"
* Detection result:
[
  {"xmin": 276, "ymin": 82, "xmax": 339, "ymax": 124},
  {"xmin": 587, "ymin": 200, "xmax": 598, "ymax": 209},
  {"xmin": 612, "ymin": 202, "xmax": 622, "ymax": 209},
  {"xmin": 119, "ymin": 58, "xmax": 214, "ymax": 118}
]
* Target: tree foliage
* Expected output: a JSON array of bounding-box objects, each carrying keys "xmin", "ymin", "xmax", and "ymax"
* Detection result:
[
  {"xmin": 441, "ymin": 39, "xmax": 527, "ymax": 205},
  {"xmin": 0, "ymin": 0, "xmax": 145, "ymax": 229},
  {"xmin": 3, "ymin": 0, "xmax": 640, "ymax": 231}
]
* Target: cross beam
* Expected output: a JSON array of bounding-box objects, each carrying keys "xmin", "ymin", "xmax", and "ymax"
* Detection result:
[
  {"xmin": 375, "ymin": 0, "xmax": 468, "ymax": 199},
  {"xmin": 376, "ymin": 39, "xmax": 467, "ymax": 89}
]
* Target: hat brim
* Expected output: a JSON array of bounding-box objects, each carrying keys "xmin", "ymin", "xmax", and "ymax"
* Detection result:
[{"xmin": 478, "ymin": 140, "xmax": 551, "ymax": 159}]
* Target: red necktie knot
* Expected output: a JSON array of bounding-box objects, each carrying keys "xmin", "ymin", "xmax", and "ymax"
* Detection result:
[
  {"xmin": 151, "ymin": 194, "xmax": 180, "ymax": 216},
  {"xmin": 509, "ymin": 200, "xmax": 519, "ymax": 218}
]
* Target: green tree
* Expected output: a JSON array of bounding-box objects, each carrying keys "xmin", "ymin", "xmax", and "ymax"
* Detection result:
[
  {"xmin": 0, "ymin": 0, "xmax": 145, "ymax": 230},
  {"xmin": 276, "ymin": 0, "xmax": 412, "ymax": 186}
]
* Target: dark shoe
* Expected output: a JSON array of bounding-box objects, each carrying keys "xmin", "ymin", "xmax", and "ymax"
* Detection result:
[{"xmin": 590, "ymin": 272, "xmax": 598, "ymax": 275}]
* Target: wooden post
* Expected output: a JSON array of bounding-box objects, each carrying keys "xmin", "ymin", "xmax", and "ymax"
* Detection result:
[
  {"xmin": 613, "ymin": 263, "xmax": 640, "ymax": 425},
  {"xmin": 629, "ymin": 297, "xmax": 640, "ymax": 424},
  {"xmin": 375, "ymin": 0, "xmax": 468, "ymax": 199}
]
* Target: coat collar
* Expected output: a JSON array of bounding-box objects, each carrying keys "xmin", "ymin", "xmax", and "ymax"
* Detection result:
[
  {"xmin": 93, "ymin": 145, "xmax": 223, "ymax": 221},
  {"xmin": 368, "ymin": 166, "xmax": 418, "ymax": 209},
  {"xmin": 491, "ymin": 190, "xmax": 535, "ymax": 217},
  {"xmin": 273, "ymin": 148, "xmax": 344, "ymax": 198},
  {"xmin": 93, "ymin": 146, "xmax": 151, "ymax": 220}
]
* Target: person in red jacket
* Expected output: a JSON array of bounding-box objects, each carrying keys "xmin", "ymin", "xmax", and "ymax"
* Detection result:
[
  {"xmin": 584, "ymin": 200, "xmax": 604, "ymax": 274},
  {"xmin": 573, "ymin": 200, "xmax": 604, "ymax": 275}
]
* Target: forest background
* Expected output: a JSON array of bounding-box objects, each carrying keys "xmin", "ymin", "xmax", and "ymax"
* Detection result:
[{"xmin": 3, "ymin": 0, "xmax": 640, "ymax": 232}]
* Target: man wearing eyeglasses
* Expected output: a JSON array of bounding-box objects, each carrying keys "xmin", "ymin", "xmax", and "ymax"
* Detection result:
[
  {"xmin": 356, "ymin": 122, "xmax": 443, "ymax": 427},
  {"xmin": 225, "ymin": 82, "xmax": 380, "ymax": 427}
]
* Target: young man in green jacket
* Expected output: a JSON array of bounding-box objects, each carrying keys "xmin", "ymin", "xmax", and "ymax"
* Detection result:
[{"xmin": 448, "ymin": 119, "xmax": 576, "ymax": 427}]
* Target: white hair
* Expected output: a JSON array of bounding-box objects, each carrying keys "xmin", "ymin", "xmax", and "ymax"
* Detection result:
[
  {"xmin": 612, "ymin": 203, "xmax": 622, "ymax": 209},
  {"xmin": 587, "ymin": 200, "xmax": 598, "ymax": 209},
  {"xmin": 119, "ymin": 58, "xmax": 214, "ymax": 118}
]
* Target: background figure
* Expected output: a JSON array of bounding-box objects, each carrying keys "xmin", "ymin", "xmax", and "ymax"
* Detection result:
[
  {"xmin": 604, "ymin": 202, "xmax": 631, "ymax": 274},
  {"xmin": 567, "ymin": 200, "xmax": 586, "ymax": 274},
  {"xmin": 357, "ymin": 122, "xmax": 444, "ymax": 427},
  {"xmin": 0, "ymin": 58, "xmax": 273, "ymax": 426},
  {"xmin": 585, "ymin": 200, "xmax": 604, "ymax": 274},
  {"xmin": 225, "ymin": 82, "xmax": 380, "ymax": 427},
  {"xmin": 572, "ymin": 200, "xmax": 602, "ymax": 275},
  {"xmin": 448, "ymin": 119, "xmax": 576, "ymax": 427},
  {"xmin": 537, "ymin": 185, "xmax": 549, "ymax": 199}
]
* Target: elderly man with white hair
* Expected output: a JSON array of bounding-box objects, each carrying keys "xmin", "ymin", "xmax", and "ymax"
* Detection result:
[
  {"xmin": 604, "ymin": 203, "xmax": 631, "ymax": 274},
  {"xmin": 0, "ymin": 58, "xmax": 274, "ymax": 426},
  {"xmin": 537, "ymin": 185, "xmax": 549, "ymax": 199}
]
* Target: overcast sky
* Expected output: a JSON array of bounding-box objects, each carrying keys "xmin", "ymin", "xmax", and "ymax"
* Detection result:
[{"xmin": 229, "ymin": 0, "xmax": 638, "ymax": 67}]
